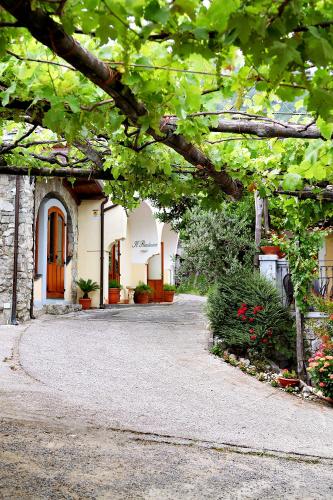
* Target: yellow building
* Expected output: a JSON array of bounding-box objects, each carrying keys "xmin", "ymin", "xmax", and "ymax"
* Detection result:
[
  {"xmin": 78, "ymin": 200, "xmax": 179, "ymax": 307},
  {"xmin": 32, "ymin": 177, "xmax": 178, "ymax": 312}
]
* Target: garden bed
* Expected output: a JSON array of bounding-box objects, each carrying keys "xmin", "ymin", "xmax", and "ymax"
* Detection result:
[{"xmin": 211, "ymin": 345, "xmax": 332, "ymax": 407}]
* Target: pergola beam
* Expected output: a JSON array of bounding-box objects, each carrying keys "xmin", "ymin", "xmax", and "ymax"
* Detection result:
[{"xmin": 0, "ymin": 164, "xmax": 122, "ymax": 180}]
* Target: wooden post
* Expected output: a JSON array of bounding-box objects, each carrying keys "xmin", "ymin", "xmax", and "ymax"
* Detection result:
[
  {"xmin": 254, "ymin": 191, "xmax": 264, "ymax": 267},
  {"xmin": 263, "ymin": 198, "xmax": 270, "ymax": 233},
  {"xmin": 295, "ymin": 302, "xmax": 306, "ymax": 380}
]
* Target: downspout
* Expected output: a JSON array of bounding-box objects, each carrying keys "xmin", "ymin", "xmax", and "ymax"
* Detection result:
[
  {"xmin": 99, "ymin": 196, "xmax": 108, "ymax": 308},
  {"xmin": 29, "ymin": 176, "xmax": 36, "ymax": 319},
  {"xmin": 10, "ymin": 175, "xmax": 20, "ymax": 325},
  {"xmin": 99, "ymin": 202, "xmax": 119, "ymax": 308}
]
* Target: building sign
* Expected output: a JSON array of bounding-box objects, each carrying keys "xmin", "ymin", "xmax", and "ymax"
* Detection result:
[{"xmin": 132, "ymin": 240, "xmax": 158, "ymax": 248}]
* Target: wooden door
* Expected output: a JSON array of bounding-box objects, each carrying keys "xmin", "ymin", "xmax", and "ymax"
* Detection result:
[
  {"xmin": 47, "ymin": 207, "xmax": 65, "ymax": 299},
  {"xmin": 147, "ymin": 243, "xmax": 164, "ymax": 302},
  {"xmin": 109, "ymin": 241, "xmax": 121, "ymax": 284}
]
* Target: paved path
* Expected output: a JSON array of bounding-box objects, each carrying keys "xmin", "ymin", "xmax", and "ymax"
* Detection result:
[
  {"xmin": 2, "ymin": 295, "xmax": 333, "ymax": 458},
  {"xmin": 1, "ymin": 295, "xmax": 333, "ymax": 498}
]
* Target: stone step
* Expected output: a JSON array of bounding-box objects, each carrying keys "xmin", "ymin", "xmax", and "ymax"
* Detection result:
[{"xmin": 45, "ymin": 304, "xmax": 82, "ymax": 315}]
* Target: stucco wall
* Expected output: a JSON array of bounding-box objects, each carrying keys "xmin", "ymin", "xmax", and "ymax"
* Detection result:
[
  {"xmin": 77, "ymin": 199, "xmax": 101, "ymax": 308},
  {"xmin": 324, "ymin": 234, "xmax": 333, "ymax": 264},
  {"xmin": 0, "ymin": 175, "xmax": 34, "ymax": 324}
]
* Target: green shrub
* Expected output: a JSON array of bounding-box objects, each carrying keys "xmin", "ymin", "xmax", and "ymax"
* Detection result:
[
  {"xmin": 163, "ymin": 284, "xmax": 176, "ymax": 291},
  {"xmin": 177, "ymin": 206, "xmax": 255, "ymax": 292},
  {"xmin": 135, "ymin": 281, "xmax": 152, "ymax": 293},
  {"xmin": 207, "ymin": 269, "xmax": 295, "ymax": 363},
  {"xmin": 210, "ymin": 344, "xmax": 222, "ymax": 356},
  {"xmin": 176, "ymin": 274, "xmax": 209, "ymax": 295},
  {"xmin": 109, "ymin": 279, "xmax": 121, "ymax": 288}
]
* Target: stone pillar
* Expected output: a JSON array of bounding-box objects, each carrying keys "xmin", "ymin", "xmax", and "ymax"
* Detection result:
[
  {"xmin": 259, "ymin": 254, "xmax": 279, "ymax": 284},
  {"xmin": 0, "ymin": 175, "xmax": 35, "ymax": 324},
  {"xmin": 259, "ymin": 255, "xmax": 289, "ymax": 305}
]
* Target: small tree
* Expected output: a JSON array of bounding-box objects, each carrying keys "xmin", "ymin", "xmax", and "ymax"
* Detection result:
[{"xmin": 177, "ymin": 203, "xmax": 255, "ymax": 293}]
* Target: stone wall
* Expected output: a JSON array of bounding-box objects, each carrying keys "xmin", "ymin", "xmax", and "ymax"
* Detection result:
[
  {"xmin": 34, "ymin": 178, "xmax": 79, "ymax": 304},
  {"xmin": 0, "ymin": 175, "xmax": 35, "ymax": 324},
  {"xmin": 304, "ymin": 315, "xmax": 329, "ymax": 356}
]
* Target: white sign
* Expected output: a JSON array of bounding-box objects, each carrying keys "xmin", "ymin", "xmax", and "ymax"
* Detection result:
[{"xmin": 132, "ymin": 240, "xmax": 158, "ymax": 248}]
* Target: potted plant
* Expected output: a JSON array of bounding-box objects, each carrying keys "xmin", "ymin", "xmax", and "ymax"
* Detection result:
[
  {"xmin": 134, "ymin": 282, "xmax": 152, "ymax": 304},
  {"xmin": 277, "ymin": 369, "xmax": 300, "ymax": 388},
  {"xmin": 76, "ymin": 278, "xmax": 99, "ymax": 310},
  {"xmin": 163, "ymin": 284, "xmax": 176, "ymax": 302},
  {"xmin": 108, "ymin": 279, "xmax": 122, "ymax": 304},
  {"xmin": 260, "ymin": 237, "xmax": 281, "ymax": 256}
]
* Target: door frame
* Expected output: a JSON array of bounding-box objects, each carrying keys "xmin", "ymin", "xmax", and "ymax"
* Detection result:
[
  {"xmin": 109, "ymin": 240, "xmax": 121, "ymax": 284},
  {"xmin": 47, "ymin": 206, "xmax": 65, "ymax": 299},
  {"xmin": 37, "ymin": 198, "xmax": 67, "ymax": 304}
]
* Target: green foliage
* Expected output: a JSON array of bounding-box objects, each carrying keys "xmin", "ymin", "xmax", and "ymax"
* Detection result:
[
  {"xmin": 207, "ymin": 270, "xmax": 295, "ymax": 363},
  {"xmin": 163, "ymin": 284, "xmax": 176, "ymax": 291},
  {"xmin": 279, "ymin": 228, "xmax": 325, "ymax": 312},
  {"xmin": 109, "ymin": 279, "xmax": 121, "ymax": 289},
  {"xmin": 308, "ymin": 295, "xmax": 333, "ymax": 315},
  {"xmin": 134, "ymin": 281, "xmax": 152, "ymax": 293},
  {"xmin": 210, "ymin": 344, "xmax": 222, "ymax": 357},
  {"xmin": 176, "ymin": 275, "xmax": 208, "ymax": 296},
  {"xmin": 1, "ymin": 1, "xmax": 333, "ymax": 209},
  {"xmin": 76, "ymin": 278, "xmax": 99, "ymax": 298},
  {"xmin": 177, "ymin": 202, "xmax": 255, "ymax": 291}
]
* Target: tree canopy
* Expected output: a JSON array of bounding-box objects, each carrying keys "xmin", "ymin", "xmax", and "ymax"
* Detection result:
[{"xmin": 0, "ymin": 0, "xmax": 333, "ymax": 207}]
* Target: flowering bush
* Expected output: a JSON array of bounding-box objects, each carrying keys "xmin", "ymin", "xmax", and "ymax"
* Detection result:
[
  {"xmin": 207, "ymin": 270, "xmax": 295, "ymax": 363},
  {"xmin": 307, "ymin": 336, "xmax": 333, "ymax": 399},
  {"xmin": 236, "ymin": 303, "xmax": 274, "ymax": 356}
]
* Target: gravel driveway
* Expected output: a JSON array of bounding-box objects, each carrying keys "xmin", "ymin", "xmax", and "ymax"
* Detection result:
[{"xmin": 1, "ymin": 295, "xmax": 333, "ymax": 498}]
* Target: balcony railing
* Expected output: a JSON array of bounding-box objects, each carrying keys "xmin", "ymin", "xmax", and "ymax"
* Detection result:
[{"xmin": 280, "ymin": 260, "xmax": 333, "ymax": 306}]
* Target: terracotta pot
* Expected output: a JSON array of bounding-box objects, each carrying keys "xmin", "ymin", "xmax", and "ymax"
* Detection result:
[
  {"xmin": 260, "ymin": 245, "xmax": 281, "ymax": 256},
  {"xmin": 134, "ymin": 292, "xmax": 149, "ymax": 304},
  {"xmin": 79, "ymin": 298, "xmax": 91, "ymax": 310},
  {"xmin": 278, "ymin": 376, "xmax": 300, "ymax": 388},
  {"xmin": 108, "ymin": 288, "xmax": 120, "ymax": 304},
  {"xmin": 164, "ymin": 291, "xmax": 175, "ymax": 303}
]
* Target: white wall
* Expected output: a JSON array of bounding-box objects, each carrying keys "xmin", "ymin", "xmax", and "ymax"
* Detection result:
[{"xmin": 128, "ymin": 202, "xmax": 160, "ymax": 264}]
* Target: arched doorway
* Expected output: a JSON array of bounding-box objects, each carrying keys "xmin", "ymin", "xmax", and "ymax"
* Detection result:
[
  {"xmin": 47, "ymin": 206, "xmax": 65, "ymax": 298},
  {"xmin": 35, "ymin": 196, "xmax": 69, "ymax": 303}
]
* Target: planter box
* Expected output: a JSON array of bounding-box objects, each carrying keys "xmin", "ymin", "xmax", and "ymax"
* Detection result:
[
  {"xmin": 278, "ymin": 376, "xmax": 300, "ymax": 388},
  {"xmin": 134, "ymin": 292, "xmax": 149, "ymax": 304},
  {"xmin": 108, "ymin": 288, "xmax": 121, "ymax": 304},
  {"xmin": 79, "ymin": 298, "xmax": 91, "ymax": 310},
  {"xmin": 163, "ymin": 291, "xmax": 175, "ymax": 303},
  {"xmin": 260, "ymin": 246, "xmax": 280, "ymax": 256}
]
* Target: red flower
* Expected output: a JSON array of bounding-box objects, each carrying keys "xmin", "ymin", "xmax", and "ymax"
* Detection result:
[
  {"xmin": 249, "ymin": 328, "xmax": 255, "ymax": 334},
  {"xmin": 249, "ymin": 317, "xmax": 255, "ymax": 323},
  {"xmin": 253, "ymin": 305, "xmax": 263, "ymax": 314},
  {"xmin": 262, "ymin": 338, "xmax": 268, "ymax": 343},
  {"xmin": 237, "ymin": 304, "xmax": 248, "ymax": 317},
  {"xmin": 241, "ymin": 315, "xmax": 247, "ymax": 321},
  {"xmin": 267, "ymin": 330, "xmax": 273, "ymax": 337},
  {"xmin": 250, "ymin": 335, "xmax": 257, "ymax": 341}
]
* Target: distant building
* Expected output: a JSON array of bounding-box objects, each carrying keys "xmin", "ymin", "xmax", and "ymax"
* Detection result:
[{"xmin": 0, "ymin": 174, "xmax": 178, "ymax": 324}]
